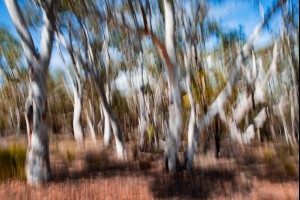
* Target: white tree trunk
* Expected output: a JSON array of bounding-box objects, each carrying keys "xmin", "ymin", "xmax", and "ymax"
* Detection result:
[
  {"xmin": 102, "ymin": 24, "xmax": 114, "ymax": 147},
  {"xmin": 179, "ymin": 9, "xmax": 199, "ymax": 172},
  {"xmin": 183, "ymin": 1, "xmax": 285, "ymax": 170},
  {"xmin": 56, "ymin": 32, "xmax": 84, "ymax": 145},
  {"xmin": 25, "ymin": 72, "xmax": 51, "ymax": 185},
  {"xmin": 184, "ymin": 47, "xmax": 197, "ymax": 172},
  {"xmin": 73, "ymin": 93, "xmax": 83, "ymax": 144},
  {"xmin": 164, "ymin": 0, "xmax": 182, "ymax": 172},
  {"xmin": 137, "ymin": 52, "xmax": 147, "ymax": 151},
  {"xmin": 99, "ymin": 95, "xmax": 125, "ymax": 158},
  {"xmin": 82, "ymin": 21, "xmax": 126, "ymax": 159},
  {"xmin": 16, "ymin": 107, "xmax": 20, "ymax": 138},
  {"xmin": 103, "ymin": 104, "xmax": 111, "ymax": 146},
  {"xmin": 5, "ymin": 0, "xmax": 55, "ymax": 185}
]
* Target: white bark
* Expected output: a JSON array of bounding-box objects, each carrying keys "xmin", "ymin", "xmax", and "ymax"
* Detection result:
[
  {"xmin": 16, "ymin": 108, "xmax": 21, "ymax": 138},
  {"xmin": 5, "ymin": 0, "xmax": 55, "ymax": 185},
  {"xmin": 4, "ymin": 0, "xmax": 37, "ymax": 64},
  {"xmin": 137, "ymin": 52, "xmax": 147, "ymax": 150},
  {"xmin": 230, "ymin": 43, "xmax": 278, "ymax": 143},
  {"xmin": 241, "ymin": 108, "xmax": 267, "ymax": 144},
  {"xmin": 234, "ymin": 43, "xmax": 278, "ymax": 124},
  {"xmin": 56, "ymin": 40, "xmax": 84, "ymax": 145},
  {"xmin": 103, "ymin": 104, "xmax": 111, "ymax": 145},
  {"xmin": 164, "ymin": 0, "xmax": 182, "ymax": 172},
  {"xmin": 184, "ymin": 0, "xmax": 285, "ymax": 170},
  {"xmin": 278, "ymin": 94, "xmax": 294, "ymax": 145},
  {"xmin": 180, "ymin": 11, "xmax": 197, "ymax": 172},
  {"xmin": 82, "ymin": 21, "xmax": 126, "ymax": 159},
  {"xmin": 73, "ymin": 93, "xmax": 83, "ymax": 143},
  {"xmin": 102, "ymin": 24, "xmax": 113, "ymax": 146},
  {"xmin": 153, "ymin": 76, "xmax": 164, "ymax": 128}
]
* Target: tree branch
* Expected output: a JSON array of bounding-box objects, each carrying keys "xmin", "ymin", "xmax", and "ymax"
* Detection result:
[
  {"xmin": 39, "ymin": 0, "xmax": 55, "ymax": 69},
  {"xmin": 4, "ymin": 0, "xmax": 38, "ymax": 64}
]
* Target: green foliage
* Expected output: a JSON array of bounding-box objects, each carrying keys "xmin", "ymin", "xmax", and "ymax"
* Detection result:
[
  {"xmin": 0, "ymin": 144, "xmax": 26, "ymax": 181},
  {"xmin": 57, "ymin": 0, "xmax": 84, "ymax": 15},
  {"xmin": 0, "ymin": 27, "xmax": 22, "ymax": 81}
]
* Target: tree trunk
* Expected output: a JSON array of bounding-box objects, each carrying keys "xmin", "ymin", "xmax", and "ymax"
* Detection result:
[
  {"xmin": 183, "ymin": 47, "xmax": 197, "ymax": 172},
  {"xmin": 101, "ymin": 83, "xmax": 111, "ymax": 146},
  {"xmin": 56, "ymin": 32, "xmax": 84, "ymax": 145},
  {"xmin": 103, "ymin": 103, "xmax": 112, "ymax": 146},
  {"xmin": 182, "ymin": 0, "xmax": 285, "ymax": 170},
  {"xmin": 73, "ymin": 93, "xmax": 84, "ymax": 144},
  {"xmin": 16, "ymin": 107, "xmax": 20, "ymax": 138},
  {"xmin": 4, "ymin": 0, "xmax": 55, "ymax": 185},
  {"xmin": 164, "ymin": 0, "xmax": 182, "ymax": 173},
  {"xmin": 98, "ymin": 89, "xmax": 125, "ymax": 158},
  {"xmin": 25, "ymin": 68, "xmax": 51, "ymax": 185},
  {"xmin": 137, "ymin": 53, "xmax": 147, "ymax": 151},
  {"xmin": 83, "ymin": 27, "xmax": 126, "ymax": 158}
]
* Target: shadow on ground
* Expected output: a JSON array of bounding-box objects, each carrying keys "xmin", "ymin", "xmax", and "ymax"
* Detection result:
[{"xmin": 47, "ymin": 140, "xmax": 298, "ymax": 199}]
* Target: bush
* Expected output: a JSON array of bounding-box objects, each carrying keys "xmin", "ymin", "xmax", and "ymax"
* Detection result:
[
  {"xmin": 0, "ymin": 144, "xmax": 26, "ymax": 180},
  {"xmin": 65, "ymin": 149, "xmax": 76, "ymax": 165}
]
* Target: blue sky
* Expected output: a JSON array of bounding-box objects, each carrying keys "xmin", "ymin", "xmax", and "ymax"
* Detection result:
[
  {"xmin": 206, "ymin": 0, "xmax": 299, "ymax": 50},
  {"xmin": 0, "ymin": 0, "xmax": 298, "ymax": 73}
]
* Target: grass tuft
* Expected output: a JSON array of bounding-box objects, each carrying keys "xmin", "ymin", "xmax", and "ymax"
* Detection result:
[{"xmin": 0, "ymin": 144, "xmax": 26, "ymax": 180}]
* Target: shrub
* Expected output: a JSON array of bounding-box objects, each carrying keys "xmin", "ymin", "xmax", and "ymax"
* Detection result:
[
  {"xmin": 281, "ymin": 157, "xmax": 298, "ymax": 177},
  {"xmin": 147, "ymin": 124, "xmax": 155, "ymax": 144},
  {"xmin": 262, "ymin": 146, "xmax": 276, "ymax": 163},
  {"xmin": 0, "ymin": 144, "xmax": 26, "ymax": 180},
  {"xmin": 65, "ymin": 149, "xmax": 76, "ymax": 165}
]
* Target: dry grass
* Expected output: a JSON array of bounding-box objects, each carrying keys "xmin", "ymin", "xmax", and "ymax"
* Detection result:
[
  {"xmin": 0, "ymin": 135, "xmax": 298, "ymax": 199},
  {"xmin": 0, "ymin": 143, "xmax": 26, "ymax": 181}
]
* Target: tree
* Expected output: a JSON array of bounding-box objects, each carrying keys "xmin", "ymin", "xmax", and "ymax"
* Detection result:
[
  {"xmin": 0, "ymin": 27, "xmax": 25, "ymax": 138},
  {"xmin": 183, "ymin": 0, "xmax": 288, "ymax": 171},
  {"xmin": 4, "ymin": 0, "xmax": 55, "ymax": 185},
  {"xmin": 56, "ymin": 26, "xmax": 84, "ymax": 146}
]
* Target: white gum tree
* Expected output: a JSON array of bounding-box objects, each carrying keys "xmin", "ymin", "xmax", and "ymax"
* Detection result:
[
  {"xmin": 183, "ymin": 0, "xmax": 287, "ymax": 172},
  {"xmin": 179, "ymin": 7, "xmax": 198, "ymax": 172},
  {"xmin": 137, "ymin": 52, "xmax": 148, "ymax": 151},
  {"xmin": 53, "ymin": 2, "xmax": 126, "ymax": 159},
  {"xmin": 163, "ymin": 0, "xmax": 182, "ymax": 172},
  {"xmin": 96, "ymin": 0, "xmax": 183, "ymax": 171},
  {"xmin": 101, "ymin": 23, "xmax": 113, "ymax": 146},
  {"xmin": 4, "ymin": 0, "xmax": 55, "ymax": 185},
  {"xmin": 81, "ymin": 21, "xmax": 126, "ymax": 159},
  {"xmin": 56, "ymin": 28, "xmax": 84, "ymax": 146}
]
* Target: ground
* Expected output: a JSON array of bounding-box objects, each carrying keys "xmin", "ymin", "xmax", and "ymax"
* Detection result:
[{"xmin": 0, "ymin": 135, "xmax": 298, "ymax": 199}]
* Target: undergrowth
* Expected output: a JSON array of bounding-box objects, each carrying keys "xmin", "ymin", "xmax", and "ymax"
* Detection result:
[{"xmin": 0, "ymin": 144, "xmax": 26, "ymax": 180}]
